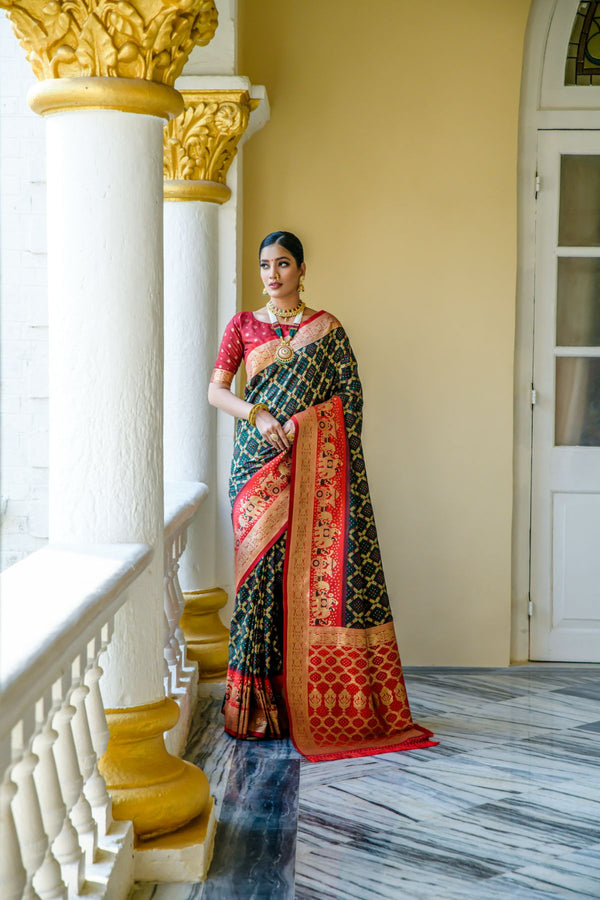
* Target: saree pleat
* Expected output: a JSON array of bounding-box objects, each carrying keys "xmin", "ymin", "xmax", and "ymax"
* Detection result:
[
  {"xmin": 224, "ymin": 536, "xmax": 288, "ymax": 739},
  {"xmin": 221, "ymin": 312, "xmax": 435, "ymax": 759}
]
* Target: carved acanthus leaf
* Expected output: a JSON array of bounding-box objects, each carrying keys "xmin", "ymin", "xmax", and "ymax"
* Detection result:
[
  {"xmin": 0, "ymin": 0, "xmax": 217, "ymax": 82},
  {"xmin": 163, "ymin": 91, "xmax": 252, "ymax": 183}
]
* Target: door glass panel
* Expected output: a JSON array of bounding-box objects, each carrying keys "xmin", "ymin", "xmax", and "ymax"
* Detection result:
[
  {"xmin": 557, "ymin": 257, "xmax": 600, "ymax": 345},
  {"xmin": 559, "ymin": 155, "xmax": 600, "ymax": 246},
  {"xmin": 556, "ymin": 357, "xmax": 600, "ymax": 445}
]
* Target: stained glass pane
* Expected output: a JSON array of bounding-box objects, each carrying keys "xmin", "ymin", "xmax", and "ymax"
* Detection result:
[
  {"xmin": 557, "ymin": 258, "xmax": 600, "ymax": 345},
  {"xmin": 565, "ymin": 1, "xmax": 600, "ymax": 86},
  {"xmin": 556, "ymin": 357, "xmax": 600, "ymax": 445},
  {"xmin": 559, "ymin": 156, "xmax": 600, "ymax": 246}
]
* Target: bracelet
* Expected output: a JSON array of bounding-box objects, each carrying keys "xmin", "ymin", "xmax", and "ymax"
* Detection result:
[{"xmin": 248, "ymin": 403, "xmax": 269, "ymax": 428}]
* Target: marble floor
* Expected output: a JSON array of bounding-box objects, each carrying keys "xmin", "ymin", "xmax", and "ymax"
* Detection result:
[{"xmin": 131, "ymin": 666, "xmax": 600, "ymax": 899}]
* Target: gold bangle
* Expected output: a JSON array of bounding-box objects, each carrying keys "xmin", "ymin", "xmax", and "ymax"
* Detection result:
[{"xmin": 248, "ymin": 403, "xmax": 269, "ymax": 428}]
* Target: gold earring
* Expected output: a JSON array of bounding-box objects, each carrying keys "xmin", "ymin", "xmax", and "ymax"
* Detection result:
[
  {"xmin": 262, "ymin": 287, "xmax": 268, "ymax": 295},
  {"xmin": 298, "ymin": 276, "xmax": 305, "ymax": 293}
]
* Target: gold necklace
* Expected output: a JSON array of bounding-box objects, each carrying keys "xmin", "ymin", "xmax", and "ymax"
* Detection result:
[
  {"xmin": 267, "ymin": 307, "xmax": 303, "ymax": 364},
  {"xmin": 267, "ymin": 298, "xmax": 305, "ymax": 319}
]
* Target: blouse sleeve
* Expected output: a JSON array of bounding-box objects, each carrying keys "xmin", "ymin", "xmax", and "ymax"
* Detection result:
[{"xmin": 210, "ymin": 315, "xmax": 244, "ymax": 387}]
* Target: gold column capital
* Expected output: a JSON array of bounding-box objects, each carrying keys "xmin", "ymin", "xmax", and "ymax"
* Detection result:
[
  {"xmin": 163, "ymin": 90, "xmax": 258, "ymax": 203},
  {"xmin": 0, "ymin": 0, "xmax": 218, "ymax": 87}
]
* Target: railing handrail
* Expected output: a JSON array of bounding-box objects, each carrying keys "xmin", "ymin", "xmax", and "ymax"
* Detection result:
[
  {"xmin": 164, "ymin": 480, "xmax": 208, "ymax": 541},
  {"xmin": 0, "ymin": 542, "xmax": 153, "ymax": 739}
]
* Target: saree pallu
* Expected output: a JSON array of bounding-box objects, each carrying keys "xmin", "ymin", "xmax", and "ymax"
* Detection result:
[{"xmin": 223, "ymin": 313, "xmax": 435, "ymax": 760}]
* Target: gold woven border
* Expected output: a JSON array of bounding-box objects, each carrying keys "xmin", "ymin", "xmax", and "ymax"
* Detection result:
[
  {"xmin": 285, "ymin": 405, "xmax": 319, "ymax": 751},
  {"xmin": 246, "ymin": 312, "xmax": 341, "ymax": 381},
  {"xmin": 235, "ymin": 487, "xmax": 290, "ymax": 592},
  {"xmin": 210, "ymin": 367, "xmax": 234, "ymax": 385},
  {"xmin": 308, "ymin": 621, "xmax": 397, "ymax": 649}
]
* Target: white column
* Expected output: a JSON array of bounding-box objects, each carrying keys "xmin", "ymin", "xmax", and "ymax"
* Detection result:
[
  {"xmin": 30, "ymin": 82, "xmax": 212, "ymax": 855},
  {"xmin": 162, "ymin": 81, "xmax": 269, "ymax": 680},
  {"xmin": 45, "ymin": 107, "xmax": 165, "ymax": 709},
  {"xmin": 164, "ymin": 201, "xmax": 219, "ymax": 591}
]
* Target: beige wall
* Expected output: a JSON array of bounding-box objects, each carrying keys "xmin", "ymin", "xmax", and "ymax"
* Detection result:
[{"xmin": 239, "ymin": 0, "xmax": 531, "ymax": 665}]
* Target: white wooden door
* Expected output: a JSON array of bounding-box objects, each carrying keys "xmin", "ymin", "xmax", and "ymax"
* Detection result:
[{"xmin": 531, "ymin": 131, "xmax": 600, "ymax": 661}]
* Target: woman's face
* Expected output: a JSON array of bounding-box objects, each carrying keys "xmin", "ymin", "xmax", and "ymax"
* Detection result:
[{"xmin": 259, "ymin": 243, "xmax": 306, "ymax": 303}]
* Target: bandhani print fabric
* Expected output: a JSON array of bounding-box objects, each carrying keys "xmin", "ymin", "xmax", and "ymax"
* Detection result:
[{"xmin": 211, "ymin": 310, "xmax": 435, "ymax": 760}]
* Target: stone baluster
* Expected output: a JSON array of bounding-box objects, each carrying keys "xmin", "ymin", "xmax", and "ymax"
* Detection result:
[
  {"xmin": 32, "ymin": 699, "xmax": 65, "ymax": 852},
  {"xmin": 164, "ymin": 544, "xmax": 185, "ymax": 693},
  {"xmin": 163, "ymin": 605, "xmax": 181, "ymax": 696},
  {"xmin": 30, "ymin": 694, "xmax": 68, "ymax": 900},
  {"xmin": 10, "ymin": 717, "xmax": 60, "ymax": 900},
  {"xmin": 56, "ymin": 690, "xmax": 97, "ymax": 868},
  {"xmin": 0, "ymin": 737, "xmax": 27, "ymax": 900},
  {"xmin": 71, "ymin": 655, "xmax": 96, "ymax": 780},
  {"xmin": 83, "ymin": 635, "xmax": 113, "ymax": 840},
  {"xmin": 172, "ymin": 533, "xmax": 196, "ymax": 677},
  {"xmin": 71, "ymin": 650, "xmax": 109, "ymax": 853},
  {"xmin": 85, "ymin": 629, "xmax": 111, "ymax": 760},
  {"xmin": 50, "ymin": 682, "xmax": 87, "ymax": 894}
]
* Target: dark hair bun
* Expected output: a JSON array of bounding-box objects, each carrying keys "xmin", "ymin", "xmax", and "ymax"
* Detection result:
[{"xmin": 259, "ymin": 231, "xmax": 304, "ymax": 267}]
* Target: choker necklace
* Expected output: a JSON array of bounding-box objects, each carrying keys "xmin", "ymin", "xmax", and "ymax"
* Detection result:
[
  {"xmin": 267, "ymin": 306, "xmax": 303, "ymax": 364},
  {"xmin": 267, "ymin": 297, "xmax": 305, "ymax": 319}
]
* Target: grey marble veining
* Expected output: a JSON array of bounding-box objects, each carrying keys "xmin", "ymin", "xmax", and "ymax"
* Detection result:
[
  {"xmin": 132, "ymin": 885, "xmax": 205, "ymax": 900},
  {"xmin": 203, "ymin": 742, "xmax": 299, "ymax": 900},
  {"xmin": 518, "ymin": 727, "xmax": 600, "ymax": 765},
  {"xmin": 183, "ymin": 685, "xmax": 237, "ymax": 822},
  {"xmin": 488, "ymin": 691, "xmax": 600, "ymax": 727},
  {"xmin": 492, "ymin": 842, "xmax": 600, "ymax": 898},
  {"xmin": 553, "ymin": 681, "xmax": 600, "ymax": 701},
  {"xmin": 576, "ymin": 720, "xmax": 600, "ymax": 733},
  {"xmin": 132, "ymin": 665, "xmax": 600, "ymax": 899}
]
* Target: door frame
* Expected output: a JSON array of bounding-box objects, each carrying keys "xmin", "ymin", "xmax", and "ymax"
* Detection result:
[{"xmin": 513, "ymin": 0, "xmax": 600, "ymax": 661}]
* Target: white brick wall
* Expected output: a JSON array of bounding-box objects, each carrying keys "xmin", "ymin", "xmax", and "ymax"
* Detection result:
[{"xmin": 0, "ymin": 15, "xmax": 49, "ymax": 570}]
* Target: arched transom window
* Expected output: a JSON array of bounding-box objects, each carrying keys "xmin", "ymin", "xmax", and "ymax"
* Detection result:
[{"xmin": 566, "ymin": 1, "xmax": 600, "ymax": 85}]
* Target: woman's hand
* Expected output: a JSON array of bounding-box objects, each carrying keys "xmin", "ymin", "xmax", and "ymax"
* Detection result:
[
  {"xmin": 283, "ymin": 420, "xmax": 296, "ymax": 443},
  {"xmin": 255, "ymin": 409, "xmax": 291, "ymax": 452}
]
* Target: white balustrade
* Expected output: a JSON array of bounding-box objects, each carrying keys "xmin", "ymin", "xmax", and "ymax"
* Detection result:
[
  {"xmin": 163, "ymin": 482, "xmax": 208, "ymax": 755},
  {"xmin": 0, "ymin": 544, "xmax": 152, "ymax": 899}
]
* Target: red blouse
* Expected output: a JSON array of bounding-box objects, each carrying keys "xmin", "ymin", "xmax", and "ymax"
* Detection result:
[{"xmin": 211, "ymin": 310, "xmax": 323, "ymax": 386}]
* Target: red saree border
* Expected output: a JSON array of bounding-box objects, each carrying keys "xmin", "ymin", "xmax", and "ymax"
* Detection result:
[
  {"xmin": 245, "ymin": 311, "xmax": 341, "ymax": 381},
  {"xmin": 232, "ymin": 452, "xmax": 291, "ymax": 593},
  {"xmin": 283, "ymin": 397, "xmax": 436, "ymax": 761},
  {"xmin": 223, "ymin": 669, "xmax": 287, "ymax": 740}
]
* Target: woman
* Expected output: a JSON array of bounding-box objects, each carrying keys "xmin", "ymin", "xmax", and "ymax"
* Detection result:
[{"xmin": 208, "ymin": 231, "xmax": 434, "ymax": 761}]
